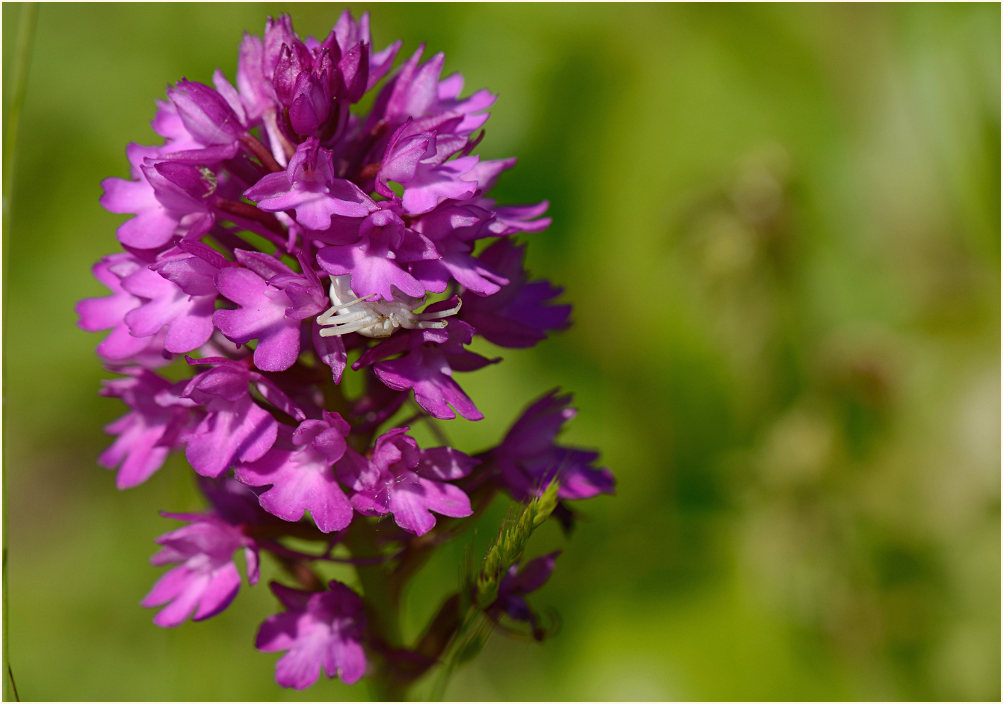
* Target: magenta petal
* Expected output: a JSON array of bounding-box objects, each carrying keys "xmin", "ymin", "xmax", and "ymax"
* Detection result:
[
  {"xmin": 244, "ymin": 546, "xmax": 260, "ymax": 586},
  {"xmin": 256, "ymin": 612, "xmax": 299, "ymax": 652},
  {"xmin": 316, "ymin": 243, "xmax": 425, "ymax": 300},
  {"xmin": 375, "ymin": 352, "xmax": 483, "ymax": 421},
  {"xmin": 214, "ymin": 269, "xmax": 303, "ymax": 372},
  {"xmin": 238, "ymin": 450, "xmax": 354, "ymax": 533},
  {"xmin": 186, "ymin": 398, "xmax": 278, "ymax": 478},
  {"xmin": 99, "ymin": 417, "xmax": 170, "ymax": 489},
  {"xmin": 216, "ymin": 266, "xmax": 268, "ymax": 307},
  {"xmin": 257, "ymin": 581, "xmax": 367, "ymax": 689},
  {"xmin": 191, "ymin": 562, "xmax": 241, "ymax": 620},
  {"xmin": 117, "ymin": 208, "xmax": 179, "ymax": 249},
  {"xmin": 251, "ymin": 321, "xmax": 301, "ymax": 372},
  {"xmin": 417, "ymin": 446, "xmax": 478, "ymax": 481},
  {"xmin": 100, "ymin": 176, "xmax": 152, "ymax": 213},
  {"xmin": 150, "ymin": 579, "xmax": 206, "ymax": 627},
  {"xmin": 163, "ymin": 299, "xmax": 215, "ymax": 353},
  {"xmin": 237, "ymin": 417, "xmax": 356, "ymax": 532},
  {"xmin": 386, "ymin": 475, "xmax": 435, "ymax": 535},
  {"xmin": 389, "ymin": 476, "xmax": 471, "ymax": 535},
  {"xmin": 274, "ymin": 635, "xmax": 325, "ymax": 690},
  {"xmin": 142, "ymin": 564, "xmax": 194, "ymax": 608},
  {"xmin": 313, "ymin": 324, "xmax": 347, "ymax": 383},
  {"xmin": 243, "ymin": 171, "xmax": 292, "ymax": 203},
  {"xmin": 510, "ymin": 551, "xmax": 560, "ymax": 595},
  {"xmin": 416, "ymin": 477, "xmax": 472, "ymax": 519},
  {"xmin": 326, "ymin": 638, "xmax": 366, "ymax": 684}
]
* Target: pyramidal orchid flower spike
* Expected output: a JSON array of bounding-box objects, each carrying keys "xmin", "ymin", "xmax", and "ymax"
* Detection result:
[{"xmin": 78, "ymin": 11, "xmax": 613, "ymax": 697}]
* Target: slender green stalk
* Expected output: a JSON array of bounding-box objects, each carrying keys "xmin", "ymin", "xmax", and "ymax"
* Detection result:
[
  {"xmin": 2, "ymin": 3, "xmax": 37, "ymax": 226},
  {"xmin": 344, "ymin": 521, "xmax": 410, "ymax": 700},
  {"xmin": 3, "ymin": 8, "xmax": 38, "ymax": 699}
]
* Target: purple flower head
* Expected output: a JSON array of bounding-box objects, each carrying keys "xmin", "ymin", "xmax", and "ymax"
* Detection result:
[
  {"xmin": 257, "ymin": 580, "xmax": 367, "ymax": 689},
  {"xmin": 142, "ymin": 512, "xmax": 259, "ymax": 628},
  {"xmin": 339, "ymin": 427, "xmax": 476, "ymax": 536},
  {"xmin": 85, "ymin": 12, "xmax": 610, "ymax": 692},
  {"xmin": 495, "ymin": 391, "xmax": 615, "ymax": 501}
]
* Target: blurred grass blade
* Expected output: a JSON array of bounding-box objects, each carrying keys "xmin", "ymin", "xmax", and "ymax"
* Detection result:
[
  {"xmin": 2, "ymin": 2, "xmax": 37, "ymax": 224},
  {"xmin": 3, "ymin": 7, "xmax": 38, "ymax": 700}
]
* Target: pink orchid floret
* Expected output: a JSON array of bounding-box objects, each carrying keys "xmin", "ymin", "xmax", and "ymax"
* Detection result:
[
  {"xmin": 235, "ymin": 412, "xmax": 366, "ymax": 533},
  {"xmin": 167, "ymin": 78, "xmax": 247, "ymax": 147},
  {"xmin": 98, "ymin": 369, "xmax": 192, "ymax": 489},
  {"xmin": 355, "ymin": 318, "xmax": 496, "ymax": 420},
  {"xmin": 493, "ymin": 551, "xmax": 561, "ymax": 639},
  {"xmin": 495, "ymin": 391, "xmax": 615, "ymax": 501},
  {"xmin": 244, "ymin": 138, "xmax": 376, "ymax": 231},
  {"xmin": 214, "ymin": 250, "xmax": 328, "ymax": 372},
  {"xmin": 460, "ymin": 238, "xmax": 571, "ymax": 348},
  {"xmin": 256, "ymin": 581, "xmax": 367, "ymax": 689},
  {"xmin": 180, "ymin": 359, "xmax": 285, "ymax": 478},
  {"xmin": 315, "ymin": 206, "xmax": 436, "ymax": 301},
  {"xmin": 143, "ymin": 512, "xmax": 259, "ymax": 628},
  {"xmin": 339, "ymin": 427, "xmax": 476, "ymax": 536},
  {"xmin": 122, "ymin": 262, "xmax": 217, "ymax": 355},
  {"xmin": 77, "ymin": 254, "xmax": 154, "ymax": 362}
]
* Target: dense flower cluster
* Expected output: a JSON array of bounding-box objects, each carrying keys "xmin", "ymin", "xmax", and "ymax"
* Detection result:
[{"xmin": 79, "ymin": 12, "xmax": 613, "ymax": 692}]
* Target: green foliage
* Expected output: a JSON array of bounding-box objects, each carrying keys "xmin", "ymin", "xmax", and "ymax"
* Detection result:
[{"xmin": 475, "ymin": 482, "xmax": 559, "ymax": 608}]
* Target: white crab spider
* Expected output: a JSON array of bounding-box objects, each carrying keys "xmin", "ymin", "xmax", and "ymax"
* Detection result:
[{"xmin": 316, "ymin": 275, "xmax": 462, "ymax": 338}]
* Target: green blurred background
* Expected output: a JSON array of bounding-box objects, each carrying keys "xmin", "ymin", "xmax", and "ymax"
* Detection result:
[{"xmin": 3, "ymin": 3, "xmax": 1000, "ymax": 700}]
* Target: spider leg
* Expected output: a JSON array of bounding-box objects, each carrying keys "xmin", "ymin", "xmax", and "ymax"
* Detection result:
[
  {"xmin": 399, "ymin": 298, "xmax": 463, "ymax": 329},
  {"xmin": 318, "ymin": 318, "xmax": 371, "ymax": 337},
  {"xmin": 405, "ymin": 319, "xmax": 449, "ymax": 330},
  {"xmin": 329, "ymin": 291, "xmax": 379, "ymax": 309},
  {"xmin": 419, "ymin": 298, "xmax": 463, "ymax": 320},
  {"xmin": 317, "ymin": 307, "xmax": 368, "ymax": 326}
]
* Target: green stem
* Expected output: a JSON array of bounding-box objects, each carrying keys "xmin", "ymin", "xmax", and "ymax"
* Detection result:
[
  {"xmin": 3, "ymin": 8, "xmax": 38, "ymax": 699},
  {"xmin": 344, "ymin": 521, "xmax": 411, "ymax": 700},
  {"xmin": 2, "ymin": 2, "xmax": 37, "ymax": 219},
  {"xmin": 346, "ymin": 522, "xmax": 401, "ymax": 643}
]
